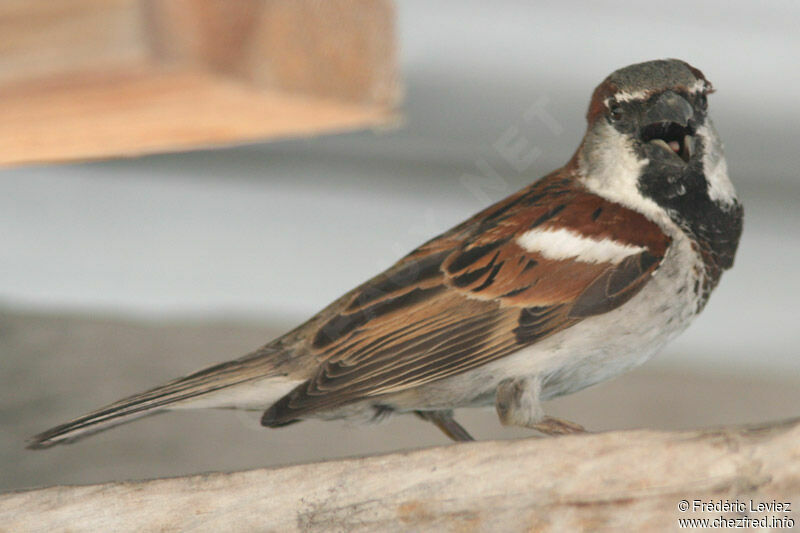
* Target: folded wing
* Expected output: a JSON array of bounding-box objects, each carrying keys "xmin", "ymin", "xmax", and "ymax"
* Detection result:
[{"xmin": 263, "ymin": 172, "xmax": 671, "ymax": 425}]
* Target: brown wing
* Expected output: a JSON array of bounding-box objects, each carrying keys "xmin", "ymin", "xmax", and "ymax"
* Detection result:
[{"xmin": 262, "ymin": 171, "xmax": 670, "ymax": 425}]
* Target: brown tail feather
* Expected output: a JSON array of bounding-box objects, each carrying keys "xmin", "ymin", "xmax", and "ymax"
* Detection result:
[{"xmin": 28, "ymin": 348, "xmax": 288, "ymax": 449}]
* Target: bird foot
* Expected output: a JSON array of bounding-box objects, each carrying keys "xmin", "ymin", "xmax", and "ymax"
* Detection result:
[{"xmin": 530, "ymin": 416, "xmax": 586, "ymax": 436}]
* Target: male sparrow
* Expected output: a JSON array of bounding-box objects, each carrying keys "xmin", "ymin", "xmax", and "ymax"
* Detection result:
[{"xmin": 29, "ymin": 59, "xmax": 743, "ymax": 448}]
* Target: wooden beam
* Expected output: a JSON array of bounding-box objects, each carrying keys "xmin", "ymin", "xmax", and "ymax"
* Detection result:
[
  {"xmin": 0, "ymin": 0, "xmax": 398, "ymax": 166},
  {"xmin": 2, "ymin": 419, "xmax": 798, "ymax": 531}
]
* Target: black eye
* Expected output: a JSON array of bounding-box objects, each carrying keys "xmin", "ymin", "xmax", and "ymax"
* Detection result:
[
  {"xmin": 697, "ymin": 93, "xmax": 708, "ymax": 111},
  {"xmin": 608, "ymin": 102, "xmax": 623, "ymax": 122}
]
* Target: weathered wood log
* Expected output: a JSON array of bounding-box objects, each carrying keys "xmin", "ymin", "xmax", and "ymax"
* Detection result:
[{"xmin": 1, "ymin": 418, "xmax": 798, "ymax": 532}]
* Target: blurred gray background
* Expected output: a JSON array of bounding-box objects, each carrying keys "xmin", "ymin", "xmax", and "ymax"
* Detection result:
[{"xmin": 3, "ymin": 1, "xmax": 799, "ymax": 492}]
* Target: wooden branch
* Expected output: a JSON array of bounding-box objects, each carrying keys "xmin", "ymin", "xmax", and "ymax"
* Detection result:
[
  {"xmin": 2, "ymin": 418, "xmax": 798, "ymax": 532},
  {"xmin": 0, "ymin": 0, "xmax": 398, "ymax": 166}
]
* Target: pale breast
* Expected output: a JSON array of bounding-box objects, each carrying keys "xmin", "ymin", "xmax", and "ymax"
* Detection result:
[
  {"xmin": 398, "ymin": 227, "xmax": 705, "ymax": 411},
  {"xmin": 534, "ymin": 229, "xmax": 704, "ymax": 399}
]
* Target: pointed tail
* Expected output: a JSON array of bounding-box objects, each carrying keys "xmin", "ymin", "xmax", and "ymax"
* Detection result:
[{"xmin": 28, "ymin": 348, "xmax": 289, "ymax": 449}]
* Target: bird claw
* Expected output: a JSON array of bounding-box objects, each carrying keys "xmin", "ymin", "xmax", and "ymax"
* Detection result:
[{"xmin": 531, "ymin": 416, "xmax": 586, "ymax": 436}]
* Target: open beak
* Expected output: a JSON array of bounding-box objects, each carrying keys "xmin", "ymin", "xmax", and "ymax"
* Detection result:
[{"xmin": 640, "ymin": 91, "xmax": 696, "ymax": 163}]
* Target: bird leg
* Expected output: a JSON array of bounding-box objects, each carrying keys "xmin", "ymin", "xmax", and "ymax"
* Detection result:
[
  {"xmin": 415, "ymin": 410, "xmax": 475, "ymax": 442},
  {"xmin": 496, "ymin": 377, "xmax": 586, "ymax": 436}
]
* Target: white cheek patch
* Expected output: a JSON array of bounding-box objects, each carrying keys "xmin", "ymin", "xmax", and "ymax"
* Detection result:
[
  {"xmin": 578, "ymin": 122, "xmax": 670, "ymax": 228},
  {"xmin": 696, "ymin": 122, "xmax": 737, "ymax": 207},
  {"xmin": 517, "ymin": 227, "xmax": 645, "ymax": 265}
]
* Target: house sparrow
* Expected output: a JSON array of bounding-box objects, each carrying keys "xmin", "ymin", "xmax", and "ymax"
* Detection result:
[{"xmin": 29, "ymin": 59, "xmax": 743, "ymax": 448}]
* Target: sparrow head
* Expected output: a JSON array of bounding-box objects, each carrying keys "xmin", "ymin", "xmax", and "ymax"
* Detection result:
[{"xmin": 577, "ymin": 59, "xmax": 738, "ymax": 228}]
